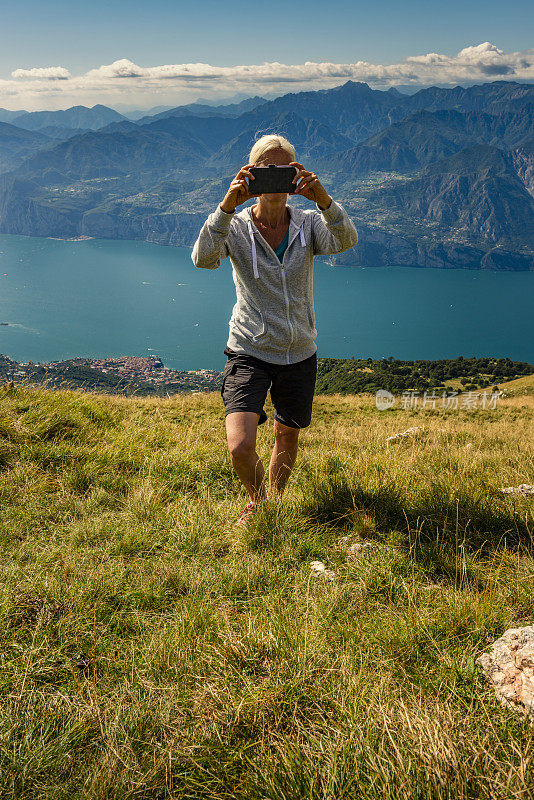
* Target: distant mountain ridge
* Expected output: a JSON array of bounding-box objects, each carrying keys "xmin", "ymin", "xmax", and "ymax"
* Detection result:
[
  {"xmin": 0, "ymin": 122, "xmax": 52, "ymax": 172},
  {"xmin": 135, "ymin": 95, "xmax": 266, "ymax": 125},
  {"xmin": 11, "ymin": 104, "xmax": 127, "ymax": 132},
  {"xmin": 0, "ymin": 108, "xmax": 28, "ymax": 123},
  {"xmin": 332, "ymin": 108, "xmax": 534, "ymax": 174},
  {"xmin": 0, "ymin": 81, "xmax": 533, "ymax": 269}
]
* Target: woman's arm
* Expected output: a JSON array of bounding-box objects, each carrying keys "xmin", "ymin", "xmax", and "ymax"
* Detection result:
[
  {"xmin": 191, "ymin": 205, "xmax": 234, "ymax": 270},
  {"xmin": 191, "ymin": 164, "xmax": 255, "ymax": 270},
  {"xmin": 289, "ymin": 161, "xmax": 358, "ymax": 256},
  {"xmin": 310, "ymin": 199, "xmax": 359, "ymax": 256}
]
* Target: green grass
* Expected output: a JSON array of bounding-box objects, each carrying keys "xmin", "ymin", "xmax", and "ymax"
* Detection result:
[{"xmin": 0, "ymin": 382, "xmax": 533, "ymax": 799}]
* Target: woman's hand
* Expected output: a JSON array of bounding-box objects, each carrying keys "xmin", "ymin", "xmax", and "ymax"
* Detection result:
[
  {"xmin": 220, "ymin": 164, "xmax": 255, "ymax": 213},
  {"xmin": 290, "ymin": 162, "xmax": 332, "ymax": 209}
]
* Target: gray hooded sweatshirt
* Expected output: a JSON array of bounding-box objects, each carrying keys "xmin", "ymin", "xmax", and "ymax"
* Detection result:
[{"xmin": 191, "ymin": 199, "xmax": 358, "ymax": 365}]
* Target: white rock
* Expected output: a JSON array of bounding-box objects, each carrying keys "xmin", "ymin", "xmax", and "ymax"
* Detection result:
[
  {"xmin": 386, "ymin": 426, "xmax": 425, "ymax": 446},
  {"xmin": 336, "ymin": 536, "xmax": 392, "ymax": 561},
  {"xmin": 310, "ymin": 561, "xmax": 335, "ymax": 581},
  {"xmin": 476, "ymin": 626, "xmax": 534, "ymax": 719},
  {"xmin": 346, "ymin": 541, "xmax": 388, "ymax": 560},
  {"xmin": 499, "ymin": 484, "xmax": 534, "ymax": 497}
]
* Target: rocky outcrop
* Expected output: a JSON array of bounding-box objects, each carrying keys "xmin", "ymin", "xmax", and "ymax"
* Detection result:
[
  {"xmin": 498, "ymin": 484, "xmax": 534, "ymax": 496},
  {"xmin": 0, "ymin": 175, "xmax": 80, "ymax": 237},
  {"xmin": 81, "ymin": 206, "xmax": 206, "ymax": 247},
  {"xmin": 386, "ymin": 426, "xmax": 426, "ymax": 445},
  {"xmin": 334, "ymin": 534, "xmax": 398, "ymax": 560},
  {"xmin": 477, "ymin": 626, "xmax": 534, "ymax": 720},
  {"xmin": 310, "ymin": 561, "xmax": 335, "ymax": 581},
  {"xmin": 327, "ymin": 228, "xmax": 534, "ymax": 271},
  {"xmin": 512, "ymin": 140, "xmax": 534, "ymax": 198}
]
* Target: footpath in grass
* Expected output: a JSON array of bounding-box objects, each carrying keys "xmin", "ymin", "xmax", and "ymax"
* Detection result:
[{"xmin": 0, "ymin": 383, "xmax": 533, "ymax": 799}]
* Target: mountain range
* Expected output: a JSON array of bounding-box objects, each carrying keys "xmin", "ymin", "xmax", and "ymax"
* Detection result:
[{"xmin": 0, "ymin": 80, "xmax": 533, "ymax": 269}]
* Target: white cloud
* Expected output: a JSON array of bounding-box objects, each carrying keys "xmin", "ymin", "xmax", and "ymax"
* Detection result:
[
  {"xmin": 84, "ymin": 59, "xmax": 145, "ymax": 79},
  {"xmin": 11, "ymin": 66, "xmax": 71, "ymax": 80},
  {"xmin": 1, "ymin": 44, "xmax": 533, "ymax": 110}
]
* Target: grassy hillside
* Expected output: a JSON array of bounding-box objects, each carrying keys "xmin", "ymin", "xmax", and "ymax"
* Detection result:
[
  {"xmin": 499, "ymin": 372, "xmax": 534, "ymax": 397},
  {"xmin": 0, "ymin": 382, "xmax": 533, "ymax": 799}
]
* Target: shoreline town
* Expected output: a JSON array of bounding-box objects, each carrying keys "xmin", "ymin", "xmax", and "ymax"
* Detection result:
[{"xmin": 0, "ymin": 354, "xmax": 223, "ymax": 395}]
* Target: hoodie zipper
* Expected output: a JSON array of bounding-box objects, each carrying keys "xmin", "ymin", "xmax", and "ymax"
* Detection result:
[
  {"xmin": 279, "ymin": 261, "xmax": 294, "ymax": 364},
  {"xmin": 281, "ymin": 225, "xmax": 306, "ymax": 363}
]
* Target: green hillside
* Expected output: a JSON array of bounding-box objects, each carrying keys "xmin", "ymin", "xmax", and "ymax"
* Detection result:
[
  {"xmin": 316, "ymin": 355, "xmax": 534, "ymax": 395},
  {"xmin": 0, "ymin": 382, "xmax": 533, "ymax": 798}
]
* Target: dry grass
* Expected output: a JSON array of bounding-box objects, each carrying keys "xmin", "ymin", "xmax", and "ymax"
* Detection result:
[{"xmin": 0, "ymin": 381, "xmax": 533, "ymax": 799}]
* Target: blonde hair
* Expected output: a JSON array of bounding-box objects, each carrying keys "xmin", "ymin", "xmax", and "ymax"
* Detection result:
[{"xmin": 249, "ymin": 134, "xmax": 296, "ymax": 165}]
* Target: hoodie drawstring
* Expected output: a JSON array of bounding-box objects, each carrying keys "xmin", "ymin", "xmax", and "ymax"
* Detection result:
[
  {"xmin": 247, "ymin": 218, "xmax": 306, "ymax": 280},
  {"xmin": 247, "ymin": 220, "xmax": 259, "ymax": 279}
]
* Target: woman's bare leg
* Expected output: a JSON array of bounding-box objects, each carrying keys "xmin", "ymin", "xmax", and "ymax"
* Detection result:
[
  {"xmin": 225, "ymin": 411, "xmax": 268, "ymax": 502},
  {"xmin": 269, "ymin": 420, "xmax": 300, "ymax": 498}
]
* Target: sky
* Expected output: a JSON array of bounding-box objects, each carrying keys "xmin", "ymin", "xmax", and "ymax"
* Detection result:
[{"xmin": 1, "ymin": 0, "xmax": 533, "ymax": 111}]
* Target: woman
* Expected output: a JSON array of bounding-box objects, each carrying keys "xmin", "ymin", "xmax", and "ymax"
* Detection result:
[{"xmin": 192, "ymin": 134, "xmax": 358, "ymax": 526}]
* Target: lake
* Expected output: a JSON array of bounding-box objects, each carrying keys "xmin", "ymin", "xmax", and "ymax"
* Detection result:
[{"xmin": 0, "ymin": 234, "xmax": 533, "ymax": 370}]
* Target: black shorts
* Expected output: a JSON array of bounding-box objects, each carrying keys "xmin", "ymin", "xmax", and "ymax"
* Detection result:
[{"xmin": 220, "ymin": 347, "xmax": 318, "ymax": 429}]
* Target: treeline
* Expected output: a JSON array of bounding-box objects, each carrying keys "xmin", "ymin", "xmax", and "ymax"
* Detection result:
[{"xmin": 316, "ymin": 356, "xmax": 534, "ymax": 395}]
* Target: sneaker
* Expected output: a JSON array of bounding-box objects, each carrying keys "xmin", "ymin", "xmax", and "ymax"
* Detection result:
[
  {"xmin": 235, "ymin": 496, "xmax": 269, "ymax": 528},
  {"xmin": 235, "ymin": 501, "xmax": 257, "ymax": 527}
]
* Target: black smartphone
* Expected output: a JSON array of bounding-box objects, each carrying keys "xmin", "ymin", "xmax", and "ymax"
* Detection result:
[{"xmin": 247, "ymin": 164, "xmax": 298, "ymax": 195}]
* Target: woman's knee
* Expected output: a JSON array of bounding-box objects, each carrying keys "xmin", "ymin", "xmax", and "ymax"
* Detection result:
[
  {"xmin": 274, "ymin": 422, "xmax": 300, "ymax": 448},
  {"xmin": 228, "ymin": 437, "xmax": 256, "ymax": 461},
  {"xmin": 225, "ymin": 411, "xmax": 259, "ymax": 460}
]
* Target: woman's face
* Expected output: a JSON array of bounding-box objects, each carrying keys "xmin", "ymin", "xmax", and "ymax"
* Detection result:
[{"xmin": 255, "ymin": 147, "xmax": 292, "ymax": 202}]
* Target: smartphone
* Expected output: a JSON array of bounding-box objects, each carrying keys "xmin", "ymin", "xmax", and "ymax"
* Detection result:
[{"xmin": 247, "ymin": 164, "xmax": 298, "ymax": 195}]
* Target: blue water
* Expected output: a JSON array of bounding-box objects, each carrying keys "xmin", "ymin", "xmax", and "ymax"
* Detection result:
[{"xmin": 0, "ymin": 234, "xmax": 532, "ymax": 370}]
